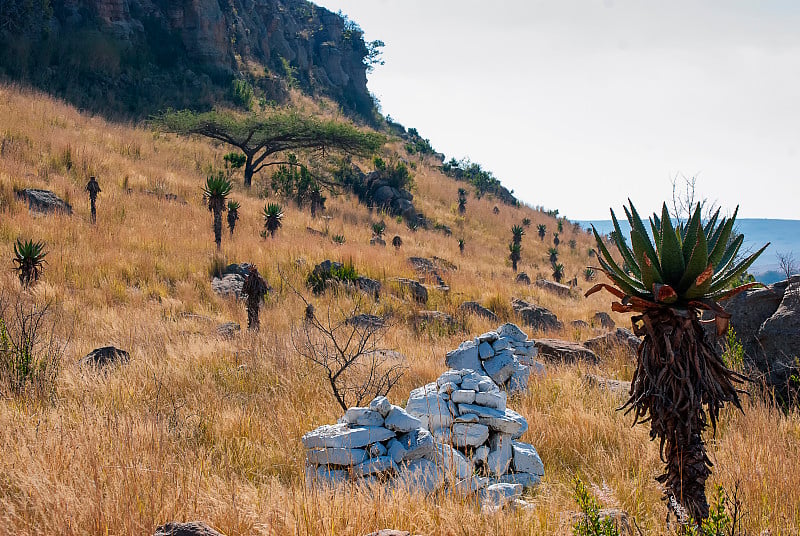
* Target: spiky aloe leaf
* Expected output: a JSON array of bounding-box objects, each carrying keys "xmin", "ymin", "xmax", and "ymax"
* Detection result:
[
  {"xmin": 709, "ymin": 242, "xmax": 770, "ymax": 294},
  {"xmin": 680, "ymin": 203, "xmax": 703, "ymax": 264},
  {"xmin": 703, "ymin": 207, "xmax": 721, "ymax": 238},
  {"xmin": 610, "ymin": 209, "xmax": 641, "ymax": 279},
  {"xmin": 591, "ymin": 225, "xmax": 648, "ymax": 295},
  {"xmin": 630, "ymin": 228, "xmax": 661, "ymax": 291},
  {"xmin": 657, "ymin": 203, "xmax": 685, "ymax": 284},
  {"xmin": 713, "ymin": 234, "xmax": 744, "ymax": 277},
  {"xmin": 678, "ymin": 217, "xmax": 708, "ymax": 293},
  {"xmin": 653, "ymin": 283, "xmax": 678, "ymax": 304},
  {"xmin": 708, "ymin": 212, "xmax": 738, "ymax": 269},
  {"xmin": 684, "ymin": 263, "xmax": 715, "ymax": 300},
  {"xmin": 624, "ymin": 200, "xmax": 662, "ymax": 279}
]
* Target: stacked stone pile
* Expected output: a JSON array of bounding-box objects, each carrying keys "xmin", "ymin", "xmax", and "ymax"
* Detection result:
[{"xmin": 444, "ymin": 323, "xmax": 542, "ymax": 393}]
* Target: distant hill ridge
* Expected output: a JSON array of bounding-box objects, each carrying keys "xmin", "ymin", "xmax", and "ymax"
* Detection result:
[{"xmin": 0, "ymin": 0, "xmax": 377, "ymax": 120}]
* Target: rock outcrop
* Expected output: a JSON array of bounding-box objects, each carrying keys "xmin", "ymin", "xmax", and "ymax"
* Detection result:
[
  {"xmin": 15, "ymin": 189, "xmax": 72, "ymax": 215},
  {"xmin": 80, "ymin": 346, "xmax": 130, "ymax": 368},
  {"xmin": 583, "ymin": 328, "xmax": 640, "ymax": 358},
  {"xmin": 535, "ymin": 339, "xmax": 598, "ymax": 364},
  {"xmin": 459, "ymin": 301, "xmax": 499, "ymax": 322},
  {"xmin": 535, "ymin": 279, "xmax": 571, "ymax": 297},
  {"xmin": 512, "ymin": 298, "xmax": 563, "ymax": 332},
  {"xmin": 153, "ymin": 522, "xmax": 224, "ymax": 536}
]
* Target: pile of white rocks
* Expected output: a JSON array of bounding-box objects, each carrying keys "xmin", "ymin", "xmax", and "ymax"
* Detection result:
[
  {"xmin": 444, "ymin": 323, "xmax": 542, "ymax": 393},
  {"xmin": 303, "ymin": 327, "xmax": 546, "ymax": 511}
]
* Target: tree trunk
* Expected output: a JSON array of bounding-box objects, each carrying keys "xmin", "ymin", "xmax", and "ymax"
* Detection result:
[
  {"xmin": 90, "ymin": 197, "xmax": 96, "ymax": 224},
  {"xmin": 247, "ymin": 296, "xmax": 260, "ymax": 331},
  {"xmin": 244, "ymin": 154, "xmax": 254, "ymax": 188},
  {"xmin": 213, "ymin": 208, "xmax": 222, "ymax": 249}
]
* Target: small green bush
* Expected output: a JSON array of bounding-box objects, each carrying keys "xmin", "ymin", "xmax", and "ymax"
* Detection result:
[
  {"xmin": 572, "ymin": 478, "xmax": 619, "ymax": 536},
  {"xmin": 306, "ymin": 261, "xmax": 359, "ymax": 294}
]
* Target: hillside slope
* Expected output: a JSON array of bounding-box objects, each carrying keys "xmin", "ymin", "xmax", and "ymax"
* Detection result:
[{"xmin": 0, "ymin": 86, "xmax": 799, "ymax": 534}]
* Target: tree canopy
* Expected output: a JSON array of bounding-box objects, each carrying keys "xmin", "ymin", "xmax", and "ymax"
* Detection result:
[{"xmin": 153, "ymin": 109, "xmax": 385, "ymax": 187}]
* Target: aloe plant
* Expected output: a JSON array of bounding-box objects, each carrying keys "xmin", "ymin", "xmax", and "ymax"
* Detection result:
[
  {"xmin": 457, "ymin": 187, "xmax": 467, "ymax": 215},
  {"xmin": 586, "ymin": 199, "xmax": 768, "ymax": 521},
  {"xmin": 511, "ymin": 224, "xmax": 525, "ymax": 245},
  {"xmin": 548, "ymin": 247, "xmax": 559, "ymax": 264},
  {"xmin": 458, "ymin": 238, "xmax": 465, "ymax": 255},
  {"xmin": 262, "ymin": 203, "xmax": 284, "ymax": 238},
  {"xmin": 85, "ymin": 176, "xmax": 101, "ymax": 224},
  {"xmin": 508, "ymin": 242, "xmax": 521, "ymax": 272},
  {"xmin": 202, "ymin": 173, "xmax": 232, "ymax": 249},
  {"xmin": 552, "ymin": 263, "xmax": 565, "ymax": 283},
  {"xmin": 227, "ymin": 200, "xmax": 240, "ymax": 236},
  {"xmin": 242, "ymin": 265, "xmax": 270, "ymax": 331},
  {"xmin": 537, "ymin": 223, "xmax": 547, "ymax": 241},
  {"xmin": 13, "ymin": 239, "xmax": 47, "ymax": 288}
]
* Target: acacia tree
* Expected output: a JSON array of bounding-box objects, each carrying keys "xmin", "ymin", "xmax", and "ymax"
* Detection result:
[{"xmin": 154, "ymin": 110, "xmax": 385, "ymax": 188}]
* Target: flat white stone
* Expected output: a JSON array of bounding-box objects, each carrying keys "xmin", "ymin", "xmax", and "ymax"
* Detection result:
[
  {"xmin": 507, "ymin": 363, "xmax": 531, "ymax": 393},
  {"xmin": 454, "ymin": 413, "xmax": 479, "ymax": 423},
  {"xmin": 302, "ymin": 423, "xmax": 395, "ymax": 449},
  {"xmin": 460, "ymin": 377, "xmax": 481, "ymax": 391},
  {"xmin": 497, "ymin": 472, "xmax": 542, "ymax": 489},
  {"xmin": 481, "ymin": 483, "xmax": 523, "ymax": 511},
  {"xmin": 384, "ymin": 406, "xmax": 422, "ymax": 433},
  {"xmin": 497, "ymin": 323, "xmax": 528, "ymax": 342},
  {"xmin": 406, "ymin": 382, "xmax": 453, "ymax": 430},
  {"xmin": 483, "ymin": 349, "xmax": 516, "ymax": 385},
  {"xmin": 477, "ymin": 331, "xmax": 499, "ymax": 343},
  {"xmin": 305, "ymin": 464, "xmax": 350, "ymax": 487},
  {"xmin": 478, "ymin": 379, "xmax": 497, "ymax": 392},
  {"xmin": 491, "ymin": 337, "xmax": 511, "ymax": 352},
  {"xmin": 369, "ymin": 396, "xmax": 392, "ymax": 417},
  {"xmin": 486, "ymin": 433, "xmax": 513, "ymax": 476},
  {"xmin": 397, "ymin": 429, "xmax": 435, "ymax": 461},
  {"xmin": 512, "ymin": 441, "xmax": 544, "ymax": 476},
  {"xmin": 438, "ymin": 381, "xmax": 457, "ymax": 395},
  {"xmin": 387, "ymin": 438, "xmax": 407, "ymax": 463},
  {"xmin": 437, "ymin": 370, "xmax": 464, "ymax": 387},
  {"xmin": 432, "ymin": 443, "xmax": 472, "ymax": 479},
  {"xmin": 344, "ymin": 407, "xmax": 385, "ymax": 427},
  {"xmin": 478, "ymin": 341, "xmax": 495, "ymax": 359},
  {"xmin": 394, "ymin": 458, "xmax": 445, "ymax": 493},
  {"xmin": 475, "ymin": 390, "xmax": 507, "ymax": 411},
  {"xmin": 306, "ymin": 447, "xmax": 368, "ymax": 466},
  {"xmin": 452, "ymin": 422, "xmax": 490, "ymax": 448},
  {"xmin": 445, "ymin": 341, "xmax": 481, "ymax": 372},
  {"xmin": 354, "ymin": 455, "xmax": 397, "ymax": 477},
  {"xmin": 451, "ymin": 389, "xmax": 476, "ymax": 404}
]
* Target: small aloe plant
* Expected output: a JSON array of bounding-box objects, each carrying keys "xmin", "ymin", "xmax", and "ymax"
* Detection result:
[
  {"xmin": 13, "ymin": 239, "xmax": 47, "ymax": 288},
  {"xmin": 262, "ymin": 203, "xmax": 284, "ymax": 238},
  {"xmin": 227, "ymin": 200, "xmax": 240, "ymax": 236}
]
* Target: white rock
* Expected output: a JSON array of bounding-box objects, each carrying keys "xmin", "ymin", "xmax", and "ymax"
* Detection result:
[
  {"xmin": 497, "ymin": 472, "xmax": 542, "ymax": 489},
  {"xmin": 510, "ymin": 341, "xmax": 538, "ymax": 358},
  {"xmin": 306, "ymin": 447, "xmax": 368, "ymax": 466},
  {"xmin": 369, "ymin": 442, "xmax": 388, "ymax": 458},
  {"xmin": 344, "ymin": 407, "xmax": 385, "ymax": 427},
  {"xmin": 491, "ymin": 337, "xmax": 511, "ymax": 352},
  {"xmin": 483, "ymin": 349, "xmax": 516, "ymax": 385},
  {"xmin": 460, "ymin": 377, "xmax": 481, "ymax": 391},
  {"xmin": 477, "ymin": 331, "xmax": 499, "ymax": 343},
  {"xmin": 507, "ymin": 363, "xmax": 531, "ymax": 393},
  {"xmin": 497, "ymin": 323, "xmax": 528, "ymax": 342},
  {"xmin": 473, "ymin": 445, "xmax": 489, "ymax": 465},
  {"xmin": 354, "ymin": 455, "xmax": 397, "ymax": 477},
  {"xmin": 438, "ymin": 381, "xmax": 457, "ymax": 395},
  {"xmin": 387, "ymin": 438, "xmax": 407, "ymax": 463},
  {"xmin": 451, "ymin": 389, "xmax": 476, "ymax": 404},
  {"xmin": 447, "ymin": 400, "xmax": 459, "ymax": 418},
  {"xmin": 504, "ymin": 409, "xmax": 529, "ymax": 439},
  {"xmin": 456, "ymin": 404, "xmax": 526, "ymax": 438},
  {"xmin": 452, "ymin": 422, "xmax": 490, "ymax": 448},
  {"xmin": 305, "ymin": 464, "xmax": 350, "ymax": 487},
  {"xmin": 482, "ymin": 482, "xmax": 523, "ymax": 507},
  {"xmin": 445, "ymin": 341, "xmax": 481, "ymax": 372},
  {"xmin": 512, "ymin": 441, "xmax": 544, "ymax": 477},
  {"xmin": 302, "ymin": 424, "xmax": 395, "ymax": 449},
  {"xmin": 394, "ymin": 458, "xmax": 445, "ymax": 493},
  {"xmin": 486, "ymin": 433, "xmax": 513, "ymax": 476},
  {"xmin": 406, "ymin": 382, "xmax": 453, "ymax": 429},
  {"xmin": 432, "ymin": 443, "xmax": 472, "ymax": 479},
  {"xmin": 452, "ymin": 475, "xmax": 490, "ymax": 495},
  {"xmin": 397, "ymin": 429, "xmax": 435, "ymax": 461},
  {"xmin": 437, "ymin": 370, "xmax": 463, "ymax": 386},
  {"xmin": 475, "ymin": 390, "xmax": 507, "ymax": 411},
  {"xmin": 369, "ymin": 396, "xmax": 392, "ymax": 417},
  {"xmin": 478, "ymin": 379, "xmax": 497, "ymax": 392},
  {"xmin": 454, "ymin": 413, "xmax": 479, "ymax": 423},
  {"xmin": 478, "ymin": 341, "xmax": 495, "ymax": 359},
  {"xmin": 385, "ymin": 406, "xmax": 422, "ymax": 433}
]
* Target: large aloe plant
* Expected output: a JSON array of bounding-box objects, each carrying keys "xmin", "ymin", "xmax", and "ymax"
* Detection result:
[
  {"xmin": 13, "ymin": 239, "xmax": 47, "ymax": 288},
  {"xmin": 586, "ymin": 199, "xmax": 768, "ymax": 522}
]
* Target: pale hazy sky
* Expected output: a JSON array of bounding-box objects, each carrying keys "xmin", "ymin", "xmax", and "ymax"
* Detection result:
[{"xmin": 314, "ymin": 0, "xmax": 800, "ymax": 220}]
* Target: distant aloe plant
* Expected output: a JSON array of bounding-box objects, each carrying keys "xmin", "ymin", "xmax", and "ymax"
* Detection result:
[
  {"xmin": 509, "ymin": 242, "xmax": 521, "ymax": 272},
  {"xmin": 522, "ymin": 217, "xmax": 531, "ymax": 227},
  {"xmin": 511, "ymin": 224, "xmax": 525, "ymax": 245},
  {"xmin": 371, "ymin": 221, "xmax": 386, "ymax": 238},
  {"xmin": 202, "ymin": 173, "xmax": 232, "ymax": 249},
  {"xmin": 553, "ymin": 232, "xmax": 560, "ymax": 247},
  {"xmin": 458, "ymin": 238, "xmax": 465, "ymax": 255},
  {"xmin": 13, "ymin": 239, "xmax": 47, "ymax": 288},
  {"xmin": 583, "ymin": 267, "xmax": 595, "ymax": 281},
  {"xmin": 227, "ymin": 200, "xmax": 240, "ymax": 236},
  {"xmin": 457, "ymin": 187, "xmax": 467, "ymax": 215},
  {"xmin": 262, "ymin": 203, "xmax": 284, "ymax": 238},
  {"xmin": 392, "ymin": 235, "xmax": 403, "ymax": 250},
  {"xmin": 85, "ymin": 176, "xmax": 101, "ymax": 224},
  {"xmin": 537, "ymin": 224, "xmax": 547, "ymax": 241},
  {"xmin": 242, "ymin": 265, "xmax": 269, "ymax": 331},
  {"xmin": 552, "ymin": 263, "xmax": 565, "ymax": 283},
  {"xmin": 548, "ymin": 247, "xmax": 559, "ymax": 264}
]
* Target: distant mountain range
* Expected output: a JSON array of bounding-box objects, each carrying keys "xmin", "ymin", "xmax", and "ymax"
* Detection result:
[{"xmin": 576, "ymin": 218, "xmax": 800, "ymax": 284}]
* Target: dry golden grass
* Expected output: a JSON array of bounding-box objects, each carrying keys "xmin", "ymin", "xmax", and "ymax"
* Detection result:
[{"xmin": 0, "ymin": 83, "xmax": 798, "ymax": 534}]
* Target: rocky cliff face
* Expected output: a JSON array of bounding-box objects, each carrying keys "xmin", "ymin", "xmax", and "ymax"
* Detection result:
[{"xmin": 1, "ymin": 0, "xmax": 375, "ymax": 119}]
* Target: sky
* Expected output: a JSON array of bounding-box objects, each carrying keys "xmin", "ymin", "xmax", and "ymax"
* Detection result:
[{"xmin": 314, "ymin": 0, "xmax": 800, "ymax": 220}]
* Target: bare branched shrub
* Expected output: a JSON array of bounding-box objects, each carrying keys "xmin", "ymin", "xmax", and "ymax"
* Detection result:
[
  {"xmin": 0, "ymin": 290, "xmax": 66, "ymax": 400},
  {"xmin": 291, "ymin": 292, "xmax": 405, "ymax": 412},
  {"xmin": 777, "ymin": 251, "xmax": 797, "ymax": 280}
]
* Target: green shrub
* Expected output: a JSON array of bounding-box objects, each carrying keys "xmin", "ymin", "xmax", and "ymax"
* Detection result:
[
  {"xmin": 306, "ymin": 260, "xmax": 359, "ymax": 294},
  {"xmin": 572, "ymin": 478, "xmax": 619, "ymax": 536},
  {"xmin": 231, "ymin": 79, "xmax": 254, "ymax": 109}
]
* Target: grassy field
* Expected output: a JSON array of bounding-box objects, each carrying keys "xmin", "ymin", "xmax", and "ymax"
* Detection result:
[{"xmin": 0, "ymin": 83, "xmax": 798, "ymax": 535}]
